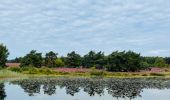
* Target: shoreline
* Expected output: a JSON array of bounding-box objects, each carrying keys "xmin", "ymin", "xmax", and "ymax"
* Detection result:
[{"xmin": 1, "ymin": 69, "xmax": 170, "ymax": 79}]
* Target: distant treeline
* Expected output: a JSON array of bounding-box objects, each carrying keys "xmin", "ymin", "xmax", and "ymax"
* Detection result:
[{"xmin": 1, "ymin": 44, "xmax": 170, "ymax": 72}]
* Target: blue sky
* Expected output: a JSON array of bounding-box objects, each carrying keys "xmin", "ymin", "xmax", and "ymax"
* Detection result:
[{"xmin": 0, "ymin": 0, "xmax": 170, "ymax": 59}]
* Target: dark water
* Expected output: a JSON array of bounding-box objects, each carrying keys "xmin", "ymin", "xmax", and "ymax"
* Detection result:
[{"xmin": 1, "ymin": 78, "xmax": 170, "ymax": 100}]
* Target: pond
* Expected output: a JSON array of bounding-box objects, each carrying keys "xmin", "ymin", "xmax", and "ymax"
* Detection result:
[{"xmin": 1, "ymin": 78, "xmax": 170, "ymax": 100}]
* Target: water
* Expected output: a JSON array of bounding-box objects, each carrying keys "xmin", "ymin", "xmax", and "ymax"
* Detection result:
[{"xmin": 1, "ymin": 78, "xmax": 170, "ymax": 100}]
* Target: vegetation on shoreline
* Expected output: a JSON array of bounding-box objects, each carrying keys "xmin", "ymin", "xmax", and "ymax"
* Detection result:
[
  {"xmin": 0, "ymin": 67, "xmax": 169, "ymax": 78},
  {"xmin": 1, "ymin": 43, "xmax": 170, "ymax": 79},
  {"xmin": 5, "ymin": 45, "xmax": 170, "ymax": 71},
  {"xmin": 0, "ymin": 69, "xmax": 24, "ymax": 79}
]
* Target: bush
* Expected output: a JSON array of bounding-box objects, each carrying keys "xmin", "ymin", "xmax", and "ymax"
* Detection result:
[
  {"xmin": 39, "ymin": 68, "xmax": 56, "ymax": 75},
  {"xmin": 150, "ymin": 73, "xmax": 165, "ymax": 76},
  {"xmin": 28, "ymin": 67, "xmax": 39, "ymax": 74},
  {"xmin": 90, "ymin": 70, "xmax": 105, "ymax": 76},
  {"xmin": 21, "ymin": 67, "xmax": 31, "ymax": 71},
  {"xmin": 142, "ymin": 74, "xmax": 148, "ymax": 76},
  {"xmin": 8, "ymin": 67, "xmax": 22, "ymax": 72},
  {"xmin": 55, "ymin": 58, "xmax": 65, "ymax": 67}
]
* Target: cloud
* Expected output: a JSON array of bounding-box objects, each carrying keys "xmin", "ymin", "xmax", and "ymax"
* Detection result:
[{"xmin": 0, "ymin": 0, "xmax": 170, "ymax": 58}]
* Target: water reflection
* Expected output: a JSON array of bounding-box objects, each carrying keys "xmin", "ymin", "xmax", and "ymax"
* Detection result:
[
  {"xmin": 8, "ymin": 78, "xmax": 170, "ymax": 99},
  {"xmin": 0, "ymin": 83, "xmax": 6, "ymax": 100},
  {"xmin": 43, "ymin": 82, "xmax": 56, "ymax": 95}
]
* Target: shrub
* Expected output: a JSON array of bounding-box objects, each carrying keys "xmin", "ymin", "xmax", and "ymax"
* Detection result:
[
  {"xmin": 150, "ymin": 73, "xmax": 165, "ymax": 76},
  {"xmin": 8, "ymin": 67, "xmax": 22, "ymax": 72},
  {"xmin": 90, "ymin": 70, "xmax": 105, "ymax": 76},
  {"xmin": 55, "ymin": 58, "xmax": 65, "ymax": 67},
  {"xmin": 28, "ymin": 67, "xmax": 39, "ymax": 74},
  {"xmin": 21, "ymin": 67, "xmax": 31, "ymax": 71},
  {"xmin": 131, "ymin": 73, "xmax": 139, "ymax": 76},
  {"xmin": 142, "ymin": 74, "xmax": 148, "ymax": 76},
  {"xmin": 39, "ymin": 68, "xmax": 56, "ymax": 75}
]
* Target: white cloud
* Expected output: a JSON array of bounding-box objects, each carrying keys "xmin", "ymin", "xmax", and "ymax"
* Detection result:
[{"xmin": 0, "ymin": 0, "xmax": 170, "ymax": 58}]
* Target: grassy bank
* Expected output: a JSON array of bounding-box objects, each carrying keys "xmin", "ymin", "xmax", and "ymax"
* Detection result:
[
  {"xmin": 0, "ymin": 67, "xmax": 169, "ymax": 78},
  {"xmin": 0, "ymin": 69, "xmax": 26, "ymax": 79}
]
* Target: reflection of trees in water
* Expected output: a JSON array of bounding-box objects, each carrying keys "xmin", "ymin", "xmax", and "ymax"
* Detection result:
[
  {"xmin": 11, "ymin": 78, "xmax": 170, "ymax": 99},
  {"xmin": 13, "ymin": 80, "xmax": 41, "ymax": 96},
  {"xmin": 0, "ymin": 83, "xmax": 6, "ymax": 100},
  {"xmin": 64, "ymin": 80, "xmax": 80, "ymax": 96},
  {"xmin": 43, "ymin": 81, "xmax": 56, "ymax": 95},
  {"xmin": 107, "ymin": 79, "xmax": 142, "ymax": 99},
  {"xmin": 83, "ymin": 79, "xmax": 104, "ymax": 96}
]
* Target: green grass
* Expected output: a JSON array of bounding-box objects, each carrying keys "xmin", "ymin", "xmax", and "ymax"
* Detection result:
[
  {"xmin": 1, "ymin": 67, "xmax": 170, "ymax": 78},
  {"xmin": 0, "ymin": 69, "xmax": 25, "ymax": 78}
]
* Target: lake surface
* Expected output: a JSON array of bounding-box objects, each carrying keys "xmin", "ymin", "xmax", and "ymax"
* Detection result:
[{"xmin": 1, "ymin": 78, "xmax": 170, "ymax": 100}]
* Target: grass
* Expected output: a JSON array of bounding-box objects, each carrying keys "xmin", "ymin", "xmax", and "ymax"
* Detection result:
[
  {"xmin": 1, "ymin": 67, "xmax": 170, "ymax": 78},
  {"xmin": 0, "ymin": 69, "xmax": 26, "ymax": 79}
]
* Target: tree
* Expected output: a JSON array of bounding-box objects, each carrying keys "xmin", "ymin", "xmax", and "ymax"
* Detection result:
[
  {"xmin": 94, "ymin": 51, "xmax": 106, "ymax": 69},
  {"xmin": 45, "ymin": 51, "xmax": 58, "ymax": 68},
  {"xmin": 0, "ymin": 44, "xmax": 9, "ymax": 67},
  {"xmin": 124, "ymin": 51, "xmax": 141, "ymax": 72},
  {"xmin": 165, "ymin": 57, "xmax": 170, "ymax": 65},
  {"xmin": 82, "ymin": 51, "xmax": 106, "ymax": 69},
  {"xmin": 8, "ymin": 57, "xmax": 23, "ymax": 63},
  {"xmin": 65, "ymin": 51, "xmax": 81, "ymax": 68},
  {"xmin": 141, "ymin": 56, "xmax": 157, "ymax": 67},
  {"xmin": 107, "ymin": 51, "xmax": 141, "ymax": 72},
  {"xmin": 154, "ymin": 57, "xmax": 166, "ymax": 67},
  {"xmin": 55, "ymin": 58, "xmax": 65, "ymax": 67},
  {"xmin": 140, "ymin": 61, "xmax": 150, "ymax": 69},
  {"xmin": 82, "ymin": 51, "xmax": 96, "ymax": 68},
  {"xmin": 107, "ymin": 51, "xmax": 126, "ymax": 72},
  {"xmin": 20, "ymin": 50, "xmax": 42, "ymax": 68}
]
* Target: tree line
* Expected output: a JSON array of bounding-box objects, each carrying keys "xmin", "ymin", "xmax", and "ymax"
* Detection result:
[{"xmin": 1, "ymin": 44, "xmax": 170, "ymax": 72}]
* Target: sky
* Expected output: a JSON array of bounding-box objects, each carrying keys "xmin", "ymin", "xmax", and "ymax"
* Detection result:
[{"xmin": 0, "ymin": 0, "xmax": 170, "ymax": 59}]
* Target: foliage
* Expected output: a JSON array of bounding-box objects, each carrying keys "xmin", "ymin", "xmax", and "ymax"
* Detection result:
[
  {"xmin": 165, "ymin": 57, "xmax": 170, "ymax": 65},
  {"xmin": 26, "ymin": 67, "xmax": 56, "ymax": 75},
  {"xmin": 82, "ymin": 51, "xmax": 106, "ymax": 69},
  {"xmin": 55, "ymin": 58, "xmax": 64, "ymax": 67},
  {"xmin": 0, "ymin": 69, "xmax": 23, "ymax": 78},
  {"xmin": 90, "ymin": 69, "xmax": 105, "ymax": 76},
  {"xmin": 38, "ymin": 68, "xmax": 56, "ymax": 75},
  {"xmin": 8, "ymin": 67, "xmax": 57, "ymax": 75},
  {"xmin": 65, "ymin": 51, "xmax": 81, "ymax": 68},
  {"xmin": 107, "ymin": 51, "xmax": 141, "ymax": 72},
  {"xmin": 0, "ymin": 44, "xmax": 9, "ymax": 67},
  {"xmin": 154, "ymin": 57, "xmax": 166, "ymax": 67},
  {"xmin": 150, "ymin": 73, "xmax": 165, "ymax": 76},
  {"xmin": 20, "ymin": 50, "xmax": 42, "ymax": 68},
  {"xmin": 8, "ymin": 67, "xmax": 22, "ymax": 72},
  {"xmin": 45, "ymin": 51, "xmax": 58, "ymax": 68},
  {"xmin": 140, "ymin": 56, "xmax": 169, "ymax": 68},
  {"xmin": 2, "ymin": 43, "xmax": 170, "ymax": 72},
  {"xmin": 141, "ymin": 57, "xmax": 156, "ymax": 66},
  {"xmin": 7, "ymin": 57, "xmax": 23, "ymax": 63},
  {"xmin": 140, "ymin": 61, "xmax": 150, "ymax": 69}
]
